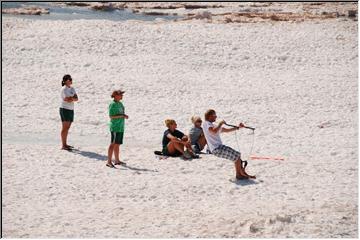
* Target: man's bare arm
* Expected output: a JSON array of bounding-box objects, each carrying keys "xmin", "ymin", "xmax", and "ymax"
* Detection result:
[{"xmin": 209, "ymin": 120, "xmax": 225, "ymax": 134}]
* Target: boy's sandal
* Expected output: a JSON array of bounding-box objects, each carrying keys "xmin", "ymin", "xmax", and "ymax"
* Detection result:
[
  {"xmin": 106, "ymin": 163, "xmax": 115, "ymax": 168},
  {"xmin": 114, "ymin": 161, "xmax": 126, "ymax": 166},
  {"xmin": 61, "ymin": 146, "xmax": 72, "ymax": 151}
]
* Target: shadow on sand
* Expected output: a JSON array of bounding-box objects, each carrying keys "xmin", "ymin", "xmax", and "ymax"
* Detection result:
[
  {"xmin": 121, "ymin": 164, "xmax": 158, "ymax": 173},
  {"xmin": 70, "ymin": 149, "xmax": 158, "ymax": 172},
  {"xmin": 232, "ymin": 178, "xmax": 259, "ymax": 186},
  {"xmin": 71, "ymin": 149, "xmax": 107, "ymax": 161}
]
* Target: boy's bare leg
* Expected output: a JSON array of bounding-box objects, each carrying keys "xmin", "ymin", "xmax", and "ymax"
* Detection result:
[
  {"xmin": 113, "ymin": 144, "xmax": 121, "ymax": 164},
  {"xmin": 198, "ymin": 135, "xmax": 207, "ymax": 150},
  {"xmin": 107, "ymin": 143, "xmax": 115, "ymax": 166}
]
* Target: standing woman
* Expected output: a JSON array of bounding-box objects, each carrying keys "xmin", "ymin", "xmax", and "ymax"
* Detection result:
[
  {"xmin": 107, "ymin": 90, "xmax": 128, "ymax": 168},
  {"xmin": 60, "ymin": 74, "xmax": 78, "ymax": 150}
]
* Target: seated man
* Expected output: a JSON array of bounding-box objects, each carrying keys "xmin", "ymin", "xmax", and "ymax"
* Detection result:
[
  {"xmin": 189, "ymin": 116, "xmax": 207, "ymax": 153},
  {"xmin": 162, "ymin": 119, "xmax": 197, "ymax": 159},
  {"xmin": 202, "ymin": 109, "xmax": 255, "ymax": 180}
]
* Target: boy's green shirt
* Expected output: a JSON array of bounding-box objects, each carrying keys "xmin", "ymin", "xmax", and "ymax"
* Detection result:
[{"xmin": 109, "ymin": 101, "xmax": 125, "ymax": 132}]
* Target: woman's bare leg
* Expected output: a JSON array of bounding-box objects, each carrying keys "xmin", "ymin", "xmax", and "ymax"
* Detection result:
[
  {"xmin": 61, "ymin": 121, "xmax": 71, "ymax": 148},
  {"xmin": 184, "ymin": 141, "xmax": 195, "ymax": 154},
  {"xmin": 167, "ymin": 142, "xmax": 185, "ymax": 155}
]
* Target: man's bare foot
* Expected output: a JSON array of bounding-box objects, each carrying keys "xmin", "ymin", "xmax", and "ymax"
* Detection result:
[
  {"xmin": 238, "ymin": 168, "xmax": 256, "ymax": 179},
  {"xmin": 236, "ymin": 175, "xmax": 249, "ymax": 180},
  {"xmin": 243, "ymin": 172, "xmax": 256, "ymax": 179}
]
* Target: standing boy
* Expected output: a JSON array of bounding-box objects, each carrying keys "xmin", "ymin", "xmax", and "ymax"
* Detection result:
[{"xmin": 107, "ymin": 90, "xmax": 128, "ymax": 168}]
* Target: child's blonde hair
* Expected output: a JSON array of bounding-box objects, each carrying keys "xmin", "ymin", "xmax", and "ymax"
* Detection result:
[
  {"xmin": 191, "ymin": 115, "xmax": 202, "ymax": 124},
  {"xmin": 165, "ymin": 119, "xmax": 176, "ymax": 128}
]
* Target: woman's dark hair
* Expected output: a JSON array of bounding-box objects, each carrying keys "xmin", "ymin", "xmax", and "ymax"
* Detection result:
[{"xmin": 62, "ymin": 74, "xmax": 72, "ymax": 86}]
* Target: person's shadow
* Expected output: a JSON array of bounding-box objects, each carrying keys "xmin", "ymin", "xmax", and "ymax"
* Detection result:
[
  {"xmin": 232, "ymin": 178, "xmax": 259, "ymax": 186},
  {"xmin": 71, "ymin": 149, "xmax": 158, "ymax": 172},
  {"xmin": 71, "ymin": 149, "xmax": 107, "ymax": 161},
  {"xmin": 121, "ymin": 164, "xmax": 158, "ymax": 173}
]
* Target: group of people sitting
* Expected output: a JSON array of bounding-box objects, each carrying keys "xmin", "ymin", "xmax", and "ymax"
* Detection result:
[
  {"xmin": 162, "ymin": 116, "xmax": 205, "ymax": 159},
  {"xmin": 162, "ymin": 109, "xmax": 255, "ymax": 180}
]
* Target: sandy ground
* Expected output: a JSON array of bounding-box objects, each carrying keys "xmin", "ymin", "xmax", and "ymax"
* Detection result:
[{"xmin": 2, "ymin": 11, "xmax": 358, "ymax": 238}]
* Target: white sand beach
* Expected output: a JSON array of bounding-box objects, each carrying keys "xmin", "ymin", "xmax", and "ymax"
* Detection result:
[{"xmin": 2, "ymin": 2, "xmax": 358, "ymax": 238}]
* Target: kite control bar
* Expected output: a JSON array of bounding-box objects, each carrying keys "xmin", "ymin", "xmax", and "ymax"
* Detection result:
[{"xmin": 224, "ymin": 122, "xmax": 255, "ymax": 131}]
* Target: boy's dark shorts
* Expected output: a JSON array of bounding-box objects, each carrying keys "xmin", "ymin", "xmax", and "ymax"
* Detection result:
[
  {"xmin": 111, "ymin": 132, "xmax": 124, "ymax": 145},
  {"xmin": 60, "ymin": 108, "xmax": 74, "ymax": 122}
]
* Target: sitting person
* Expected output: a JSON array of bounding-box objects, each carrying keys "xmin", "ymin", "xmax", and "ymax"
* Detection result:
[
  {"xmin": 189, "ymin": 116, "xmax": 207, "ymax": 153},
  {"xmin": 202, "ymin": 109, "xmax": 255, "ymax": 180},
  {"xmin": 162, "ymin": 119, "xmax": 197, "ymax": 159}
]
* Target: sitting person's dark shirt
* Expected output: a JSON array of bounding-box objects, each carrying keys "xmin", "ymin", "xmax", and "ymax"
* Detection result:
[{"xmin": 162, "ymin": 129, "xmax": 185, "ymax": 148}]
